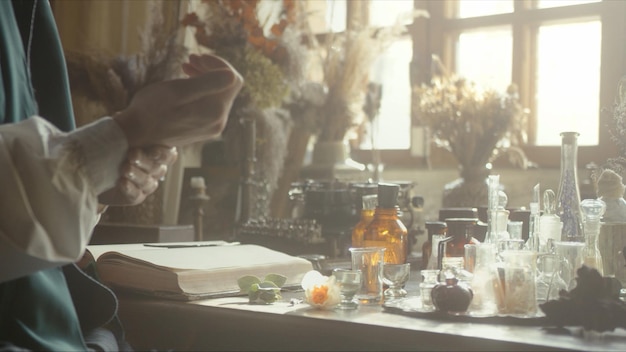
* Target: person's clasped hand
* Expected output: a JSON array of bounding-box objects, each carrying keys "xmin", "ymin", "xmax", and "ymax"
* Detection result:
[
  {"xmin": 98, "ymin": 145, "xmax": 178, "ymax": 206},
  {"xmin": 101, "ymin": 54, "xmax": 242, "ymax": 206},
  {"xmin": 113, "ymin": 54, "xmax": 244, "ymax": 147}
]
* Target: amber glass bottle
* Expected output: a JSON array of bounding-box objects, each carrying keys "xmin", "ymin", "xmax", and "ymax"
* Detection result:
[
  {"xmin": 442, "ymin": 218, "xmax": 480, "ymax": 258},
  {"xmin": 363, "ymin": 183, "xmax": 408, "ymax": 264},
  {"xmin": 352, "ymin": 194, "xmax": 378, "ymax": 248}
]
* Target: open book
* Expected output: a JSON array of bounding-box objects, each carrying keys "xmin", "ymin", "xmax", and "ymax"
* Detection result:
[{"xmin": 87, "ymin": 242, "xmax": 313, "ymax": 300}]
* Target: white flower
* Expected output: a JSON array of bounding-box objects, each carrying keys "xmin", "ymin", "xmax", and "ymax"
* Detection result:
[{"xmin": 301, "ymin": 270, "xmax": 341, "ymax": 310}]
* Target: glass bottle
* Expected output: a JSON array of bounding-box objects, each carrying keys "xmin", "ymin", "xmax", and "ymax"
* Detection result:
[
  {"xmin": 484, "ymin": 175, "xmax": 501, "ymax": 244},
  {"xmin": 431, "ymin": 276, "xmax": 473, "ymax": 313},
  {"xmin": 580, "ymin": 198, "xmax": 606, "ymax": 275},
  {"xmin": 494, "ymin": 190, "xmax": 511, "ymax": 241},
  {"xmin": 468, "ymin": 243, "xmax": 501, "ymax": 316},
  {"xmin": 556, "ymin": 131, "xmax": 584, "ymax": 242},
  {"xmin": 422, "ymin": 221, "xmax": 447, "ymax": 269},
  {"xmin": 363, "ymin": 183, "xmax": 408, "ymax": 264},
  {"xmin": 351, "ymin": 194, "xmax": 378, "ymax": 248},
  {"xmin": 441, "ymin": 218, "xmax": 480, "ymax": 258},
  {"xmin": 419, "ymin": 269, "xmax": 440, "ymax": 311},
  {"xmin": 540, "ymin": 189, "xmax": 563, "ymax": 252}
]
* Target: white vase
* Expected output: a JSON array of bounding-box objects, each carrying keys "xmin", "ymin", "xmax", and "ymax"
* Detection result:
[{"xmin": 301, "ymin": 141, "xmax": 366, "ymax": 180}]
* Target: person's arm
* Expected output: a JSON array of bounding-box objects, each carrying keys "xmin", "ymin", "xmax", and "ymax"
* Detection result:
[
  {"xmin": 0, "ymin": 54, "xmax": 242, "ymax": 283},
  {"xmin": 0, "ymin": 116, "xmax": 127, "ymax": 283}
]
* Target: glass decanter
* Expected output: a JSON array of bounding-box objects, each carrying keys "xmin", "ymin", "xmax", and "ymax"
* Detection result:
[{"xmin": 580, "ymin": 198, "xmax": 606, "ymax": 275}]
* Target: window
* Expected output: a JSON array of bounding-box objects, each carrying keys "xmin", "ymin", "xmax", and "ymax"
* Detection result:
[
  {"xmin": 343, "ymin": 0, "xmax": 625, "ymax": 168},
  {"xmin": 439, "ymin": 0, "xmax": 625, "ymax": 168},
  {"xmin": 429, "ymin": 0, "xmax": 625, "ymax": 167}
]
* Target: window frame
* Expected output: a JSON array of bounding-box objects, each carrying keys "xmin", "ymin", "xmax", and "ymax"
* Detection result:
[{"xmin": 351, "ymin": 0, "xmax": 626, "ymax": 169}]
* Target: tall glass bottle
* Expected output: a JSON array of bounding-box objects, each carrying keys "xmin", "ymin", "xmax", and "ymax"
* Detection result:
[
  {"xmin": 363, "ymin": 183, "xmax": 408, "ymax": 264},
  {"xmin": 556, "ymin": 132, "xmax": 584, "ymax": 242},
  {"xmin": 351, "ymin": 194, "xmax": 378, "ymax": 248}
]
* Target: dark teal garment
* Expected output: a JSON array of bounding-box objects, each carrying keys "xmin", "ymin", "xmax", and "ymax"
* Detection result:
[
  {"xmin": 0, "ymin": 1, "xmax": 121, "ymax": 350},
  {"xmin": 1, "ymin": 0, "xmax": 75, "ymax": 130}
]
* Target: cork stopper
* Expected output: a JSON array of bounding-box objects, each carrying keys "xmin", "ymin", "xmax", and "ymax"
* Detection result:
[
  {"xmin": 560, "ymin": 131, "xmax": 579, "ymax": 144},
  {"xmin": 377, "ymin": 183, "xmax": 399, "ymax": 208}
]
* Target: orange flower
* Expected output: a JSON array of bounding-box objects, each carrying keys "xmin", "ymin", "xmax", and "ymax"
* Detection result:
[
  {"xmin": 311, "ymin": 285, "xmax": 329, "ymax": 305},
  {"xmin": 301, "ymin": 270, "xmax": 341, "ymax": 309}
]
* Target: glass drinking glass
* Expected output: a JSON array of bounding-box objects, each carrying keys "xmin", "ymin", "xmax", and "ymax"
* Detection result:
[
  {"xmin": 332, "ymin": 268, "xmax": 362, "ymax": 310},
  {"xmin": 350, "ymin": 247, "xmax": 385, "ymax": 304},
  {"xmin": 382, "ymin": 263, "xmax": 411, "ymax": 299},
  {"xmin": 536, "ymin": 253, "xmax": 568, "ymax": 304}
]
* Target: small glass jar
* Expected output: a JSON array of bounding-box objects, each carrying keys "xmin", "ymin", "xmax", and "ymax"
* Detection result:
[{"xmin": 419, "ymin": 269, "xmax": 440, "ymax": 311}]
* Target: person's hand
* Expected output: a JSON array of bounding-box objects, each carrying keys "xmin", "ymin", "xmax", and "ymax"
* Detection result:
[
  {"xmin": 98, "ymin": 145, "xmax": 178, "ymax": 206},
  {"xmin": 112, "ymin": 54, "xmax": 243, "ymax": 148},
  {"xmin": 182, "ymin": 54, "xmax": 234, "ymax": 78}
]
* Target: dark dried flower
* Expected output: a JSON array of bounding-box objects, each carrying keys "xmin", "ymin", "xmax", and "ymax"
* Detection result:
[{"xmin": 540, "ymin": 265, "xmax": 626, "ymax": 332}]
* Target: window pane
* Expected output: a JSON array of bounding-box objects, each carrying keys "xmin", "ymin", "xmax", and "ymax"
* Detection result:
[
  {"xmin": 307, "ymin": 0, "xmax": 346, "ymax": 33},
  {"xmin": 456, "ymin": 27, "xmax": 512, "ymax": 93},
  {"xmin": 364, "ymin": 38, "xmax": 413, "ymax": 150},
  {"xmin": 369, "ymin": 0, "xmax": 415, "ymax": 27},
  {"xmin": 458, "ymin": 0, "xmax": 513, "ymax": 18},
  {"xmin": 535, "ymin": 20, "xmax": 601, "ymax": 146},
  {"xmin": 537, "ymin": 0, "xmax": 601, "ymax": 10}
]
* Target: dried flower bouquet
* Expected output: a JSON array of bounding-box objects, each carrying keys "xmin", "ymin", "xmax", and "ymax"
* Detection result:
[{"xmin": 415, "ymin": 66, "xmax": 525, "ymax": 171}]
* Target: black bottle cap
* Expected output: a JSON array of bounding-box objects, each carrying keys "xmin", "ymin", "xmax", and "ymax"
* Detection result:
[{"xmin": 377, "ymin": 183, "xmax": 399, "ymax": 208}]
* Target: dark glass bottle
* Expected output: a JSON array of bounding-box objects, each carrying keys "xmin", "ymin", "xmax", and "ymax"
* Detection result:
[
  {"xmin": 440, "ymin": 218, "xmax": 480, "ymax": 258},
  {"xmin": 431, "ymin": 277, "xmax": 474, "ymax": 313},
  {"xmin": 363, "ymin": 183, "xmax": 408, "ymax": 264}
]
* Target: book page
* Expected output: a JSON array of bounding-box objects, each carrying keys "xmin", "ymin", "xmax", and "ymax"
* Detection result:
[
  {"xmin": 87, "ymin": 241, "xmax": 232, "ymax": 261},
  {"xmin": 91, "ymin": 244, "xmax": 313, "ymax": 299}
]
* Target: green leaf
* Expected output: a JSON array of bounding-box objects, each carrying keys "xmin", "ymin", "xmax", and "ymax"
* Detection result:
[
  {"xmin": 258, "ymin": 281, "xmax": 279, "ymax": 289},
  {"xmin": 264, "ymin": 274, "xmax": 287, "ymax": 288},
  {"xmin": 237, "ymin": 275, "xmax": 261, "ymax": 293}
]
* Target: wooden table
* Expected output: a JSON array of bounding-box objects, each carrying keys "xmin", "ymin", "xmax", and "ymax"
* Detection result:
[{"xmin": 116, "ymin": 287, "xmax": 626, "ymax": 351}]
